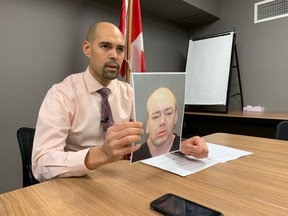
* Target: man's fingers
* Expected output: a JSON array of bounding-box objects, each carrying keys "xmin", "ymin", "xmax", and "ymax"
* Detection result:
[
  {"xmin": 109, "ymin": 143, "xmax": 142, "ymax": 161},
  {"xmin": 106, "ymin": 122, "xmax": 144, "ymax": 142},
  {"xmin": 111, "ymin": 121, "xmax": 143, "ymax": 132}
]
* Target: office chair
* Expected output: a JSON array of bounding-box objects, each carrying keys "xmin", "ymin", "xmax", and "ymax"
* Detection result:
[
  {"xmin": 275, "ymin": 121, "xmax": 288, "ymax": 141},
  {"xmin": 17, "ymin": 127, "xmax": 39, "ymax": 187}
]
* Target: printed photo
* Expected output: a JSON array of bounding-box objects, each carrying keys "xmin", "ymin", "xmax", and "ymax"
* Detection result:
[{"xmin": 131, "ymin": 72, "xmax": 186, "ymax": 163}]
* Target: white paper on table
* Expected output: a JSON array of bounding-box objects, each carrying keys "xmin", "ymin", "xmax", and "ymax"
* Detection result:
[
  {"xmin": 202, "ymin": 143, "xmax": 253, "ymax": 163},
  {"xmin": 141, "ymin": 142, "xmax": 253, "ymax": 177}
]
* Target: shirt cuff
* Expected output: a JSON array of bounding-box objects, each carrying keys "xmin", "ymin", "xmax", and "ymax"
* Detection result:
[{"xmin": 69, "ymin": 148, "xmax": 91, "ymax": 176}]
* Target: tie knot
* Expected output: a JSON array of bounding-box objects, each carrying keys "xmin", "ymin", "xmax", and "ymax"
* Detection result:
[{"xmin": 97, "ymin": 87, "xmax": 110, "ymax": 99}]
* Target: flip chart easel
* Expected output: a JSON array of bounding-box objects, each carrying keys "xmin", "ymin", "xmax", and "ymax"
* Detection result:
[{"xmin": 185, "ymin": 30, "xmax": 243, "ymax": 113}]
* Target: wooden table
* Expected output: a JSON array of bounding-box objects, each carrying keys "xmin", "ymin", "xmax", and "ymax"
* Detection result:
[
  {"xmin": 1, "ymin": 133, "xmax": 287, "ymax": 215},
  {"xmin": 183, "ymin": 111, "xmax": 288, "ymax": 139}
]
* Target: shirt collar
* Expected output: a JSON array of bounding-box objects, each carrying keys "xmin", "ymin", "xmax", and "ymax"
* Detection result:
[{"xmin": 84, "ymin": 66, "xmax": 117, "ymax": 94}]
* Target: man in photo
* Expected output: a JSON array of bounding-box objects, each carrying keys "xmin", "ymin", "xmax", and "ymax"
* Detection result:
[{"xmin": 132, "ymin": 87, "xmax": 180, "ymax": 162}]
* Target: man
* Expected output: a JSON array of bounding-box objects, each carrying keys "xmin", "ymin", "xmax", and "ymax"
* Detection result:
[
  {"xmin": 32, "ymin": 22, "xmax": 208, "ymax": 182},
  {"xmin": 132, "ymin": 87, "xmax": 180, "ymax": 162}
]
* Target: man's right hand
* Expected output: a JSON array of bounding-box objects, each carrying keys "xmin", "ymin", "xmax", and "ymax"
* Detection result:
[{"xmin": 85, "ymin": 121, "xmax": 143, "ymax": 170}]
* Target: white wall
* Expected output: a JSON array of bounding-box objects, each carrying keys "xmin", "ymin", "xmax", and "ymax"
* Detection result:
[{"xmin": 0, "ymin": 0, "xmax": 188, "ymax": 193}]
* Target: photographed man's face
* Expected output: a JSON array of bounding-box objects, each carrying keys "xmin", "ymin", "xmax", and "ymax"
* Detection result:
[{"xmin": 146, "ymin": 88, "xmax": 178, "ymax": 147}]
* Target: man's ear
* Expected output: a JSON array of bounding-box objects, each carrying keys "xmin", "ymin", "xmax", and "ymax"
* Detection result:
[{"xmin": 82, "ymin": 41, "xmax": 91, "ymax": 58}]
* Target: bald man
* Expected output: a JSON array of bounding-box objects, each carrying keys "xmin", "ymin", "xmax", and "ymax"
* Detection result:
[
  {"xmin": 132, "ymin": 87, "xmax": 181, "ymax": 162},
  {"xmin": 32, "ymin": 22, "xmax": 144, "ymax": 181},
  {"xmin": 32, "ymin": 22, "xmax": 208, "ymax": 181}
]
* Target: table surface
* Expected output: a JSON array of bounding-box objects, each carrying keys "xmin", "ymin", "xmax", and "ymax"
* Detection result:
[
  {"xmin": 185, "ymin": 111, "xmax": 288, "ymax": 120},
  {"xmin": 1, "ymin": 133, "xmax": 287, "ymax": 216}
]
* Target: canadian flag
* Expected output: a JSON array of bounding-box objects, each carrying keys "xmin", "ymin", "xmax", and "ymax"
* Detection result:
[{"xmin": 119, "ymin": 0, "xmax": 146, "ymax": 79}]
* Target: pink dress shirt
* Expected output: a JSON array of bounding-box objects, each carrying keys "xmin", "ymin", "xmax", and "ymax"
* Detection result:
[{"xmin": 32, "ymin": 67, "xmax": 134, "ymax": 181}]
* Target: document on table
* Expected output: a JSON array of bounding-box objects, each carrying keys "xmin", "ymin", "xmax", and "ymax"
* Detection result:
[{"xmin": 141, "ymin": 142, "xmax": 253, "ymax": 177}]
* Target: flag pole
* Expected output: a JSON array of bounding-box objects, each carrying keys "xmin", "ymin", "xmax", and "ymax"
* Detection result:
[
  {"xmin": 125, "ymin": 0, "xmax": 133, "ymax": 84},
  {"xmin": 122, "ymin": 0, "xmax": 133, "ymax": 161}
]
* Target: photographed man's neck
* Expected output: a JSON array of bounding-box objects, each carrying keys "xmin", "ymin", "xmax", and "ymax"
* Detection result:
[{"xmin": 148, "ymin": 134, "xmax": 175, "ymax": 157}]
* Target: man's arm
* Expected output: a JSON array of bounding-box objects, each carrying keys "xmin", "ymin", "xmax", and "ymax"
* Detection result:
[{"xmin": 32, "ymin": 87, "xmax": 91, "ymax": 182}]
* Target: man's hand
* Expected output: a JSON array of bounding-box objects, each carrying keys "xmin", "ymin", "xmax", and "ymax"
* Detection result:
[
  {"xmin": 85, "ymin": 121, "xmax": 143, "ymax": 170},
  {"xmin": 180, "ymin": 136, "xmax": 208, "ymax": 158},
  {"xmin": 102, "ymin": 121, "xmax": 143, "ymax": 162}
]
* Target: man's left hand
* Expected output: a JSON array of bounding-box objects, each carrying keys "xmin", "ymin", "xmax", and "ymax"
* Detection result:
[{"xmin": 180, "ymin": 136, "xmax": 208, "ymax": 158}]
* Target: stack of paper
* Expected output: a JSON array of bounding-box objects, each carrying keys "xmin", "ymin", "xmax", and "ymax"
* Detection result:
[{"xmin": 141, "ymin": 142, "xmax": 253, "ymax": 177}]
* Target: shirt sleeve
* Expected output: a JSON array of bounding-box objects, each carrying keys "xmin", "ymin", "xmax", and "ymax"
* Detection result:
[{"xmin": 32, "ymin": 84, "xmax": 91, "ymax": 182}]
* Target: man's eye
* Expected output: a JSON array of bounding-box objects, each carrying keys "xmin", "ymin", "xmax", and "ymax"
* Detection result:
[
  {"xmin": 117, "ymin": 47, "xmax": 124, "ymax": 53},
  {"xmin": 165, "ymin": 111, "xmax": 172, "ymax": 116},
  {"xmin": 152, "ymin": 115, "xmax": 160, "ymax": 120},
  {"xmin": 101, "ymin": 44, "xmax": 109, "ymax": 49}
]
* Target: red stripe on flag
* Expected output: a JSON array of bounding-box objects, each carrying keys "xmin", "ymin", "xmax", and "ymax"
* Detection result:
[
  {"xmin": 119, "ymin": 0, "xmax": 128, "ymax": 77},
  {"xmin": 119, "ymin": 0, "xmax": 127, "ymax": 36},
  {"xmin": 131, "ymin": 0, "xmax": 142, "ymax": 43},
  {"xmin": 119, "ymin": 0, "xmax": 146, "ymax": 77},
  {"xmin": 131, "ymin": 0, "xmax": 146, "ymax": 73}
]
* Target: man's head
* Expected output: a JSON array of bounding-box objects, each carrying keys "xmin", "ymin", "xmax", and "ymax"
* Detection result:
[
  {"xmin": 146, "ymin": 87, "xmax": 178, "ymax": 147},
  {"xmin": 83, "ymin": 22, "xmax": 125, "ymax": 86}
]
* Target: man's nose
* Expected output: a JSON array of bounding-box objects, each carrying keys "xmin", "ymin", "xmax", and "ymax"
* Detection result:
[
  {"xmin": 109, "ymin": 48, "xmax": 118, "ymax": 59},
  {"xmin": 159, "ymin": 114, "xmax": 166, "ymax": 125}
]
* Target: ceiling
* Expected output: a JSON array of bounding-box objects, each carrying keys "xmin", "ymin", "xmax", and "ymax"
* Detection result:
[
  {"xmin": 93, "ymin": 0, "xmax": 219, "ymax": 29},
  {"xmin": 139, "ymin": 0, "xmax": 219, "ymax": 28}
]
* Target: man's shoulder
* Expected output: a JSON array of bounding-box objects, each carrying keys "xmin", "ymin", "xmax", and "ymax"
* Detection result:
[
  {"xmin": 111, "ymin": 79, "xmax": 133, "ymax": 93},
  {"xmin": 113, "ymin": 79, "xmax": 132, "ymax": 87},
  {"xmin": 131, "ymin": 142, "xmax": 150, "ymax": 162},
  {"xmin": 171, "ymin": 134, "xmax": 181, "ymax": 151},
  {"xmin": 61, "ymin": 72, "xmax": 84, "ymax": 85},
  {"xmin": 47, "ymin": 72, "xmax": 85, "ymax": 100},
  {"xmin": 52, "ymin": 72, "xmax": 84, "ymax": 90}
]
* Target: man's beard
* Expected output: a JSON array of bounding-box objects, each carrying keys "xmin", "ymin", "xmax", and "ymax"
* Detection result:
[
  {"xmin": 102, "ymin": 69, "xmax": 119, "ymax": 80},
  {"xmin": 102, "ymin": 61, "xmax": 120, "ymax": 80},
  {"xmin": 153, "ymin": 135, "xmax": 170, "ymax": 147}
]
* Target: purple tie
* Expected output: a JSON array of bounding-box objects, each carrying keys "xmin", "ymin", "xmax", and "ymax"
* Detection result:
[{"xmin": 97, "ymin": 87, "xmax": 114, "ymax": 132}]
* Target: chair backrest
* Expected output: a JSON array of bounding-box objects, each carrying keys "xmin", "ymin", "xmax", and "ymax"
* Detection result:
[
  {"xmin": 275, "ymin": 121, "xmax": 288, "ymax": 141},
  {"xmin": 17, "ymin": 127, "xmax": 39, "ymax": 187}
]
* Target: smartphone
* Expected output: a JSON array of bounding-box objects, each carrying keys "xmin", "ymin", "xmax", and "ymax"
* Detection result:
[{"xmin": 150, "ymin": 193, "xmax": 223, "ymax": 216}]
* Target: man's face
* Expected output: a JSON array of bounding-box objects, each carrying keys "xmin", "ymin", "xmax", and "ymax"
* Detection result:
[
  {"xmin": 146, "ymin": 88, "xmax": 178, "ymax": 147},
  {"xmin": 83, "ymin": 24, "xmax": 125, "ymax": 86}
]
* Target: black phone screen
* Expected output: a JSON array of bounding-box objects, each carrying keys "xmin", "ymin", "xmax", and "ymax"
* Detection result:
[{"xmin": 150, "ymin": 193, "xmax": 223, "ymax": 216}]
